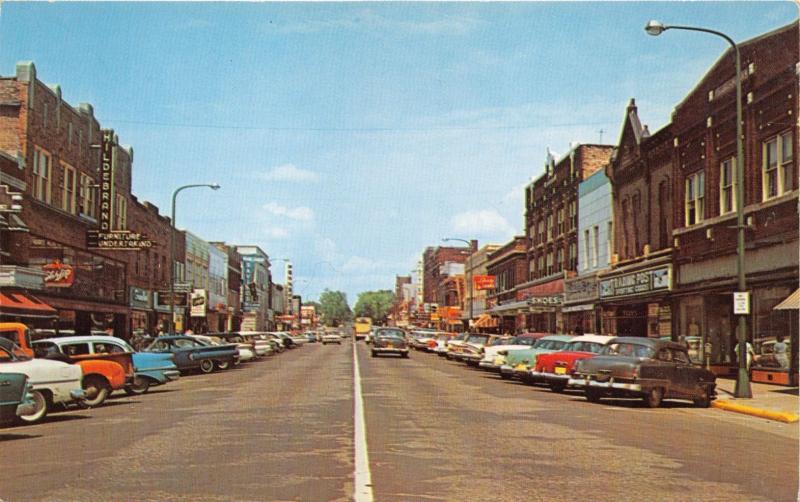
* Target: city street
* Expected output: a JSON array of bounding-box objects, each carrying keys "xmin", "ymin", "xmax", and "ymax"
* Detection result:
[{"xmin": 0, "ymin": 341, "xmax": 797, "ymax": 502}]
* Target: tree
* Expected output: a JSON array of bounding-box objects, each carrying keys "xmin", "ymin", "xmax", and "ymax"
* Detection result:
[
  {"xmin": 353, "ymin": 290, "xmax": 395, "ymax": 324},
  {"xmin": 317, "ymin": 290, "xmax": 352, "ymax": 327}
]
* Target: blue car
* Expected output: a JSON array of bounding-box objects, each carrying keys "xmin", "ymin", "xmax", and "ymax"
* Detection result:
[{"xmin": 32, "ymin": 335, "xmax": 180, "ymax": 396}]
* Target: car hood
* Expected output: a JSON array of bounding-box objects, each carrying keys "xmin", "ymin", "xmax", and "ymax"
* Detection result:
[
  {"xmin": 484, "ymin": 344, "xmax": 531, "ymax": 358},
  {"xmin": 0, "ymin": 358, "xmax": 82, "ymax": 383},
  {"xmin": 505, "ymin": 347, "xmax": 559, "ymax": 366}
]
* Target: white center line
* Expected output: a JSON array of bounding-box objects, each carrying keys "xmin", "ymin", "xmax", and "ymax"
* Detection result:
[{"xmin": 353, "ymin": 342, "xmax": 374, "ymax": 502}]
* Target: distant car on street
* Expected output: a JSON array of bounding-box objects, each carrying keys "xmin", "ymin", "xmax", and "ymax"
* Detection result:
[
  {"xmin": 321, "ymin": 332, "xmax": 343, "ymax": 345},
  {"xmin": 371, "ymin": 328, "xmax": 409, "ymax": 358}
]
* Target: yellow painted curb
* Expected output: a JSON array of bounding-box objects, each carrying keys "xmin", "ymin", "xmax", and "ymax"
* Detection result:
[{"xmin": 712, "ymin": 400, "xmax": 799, "ymax": 423}]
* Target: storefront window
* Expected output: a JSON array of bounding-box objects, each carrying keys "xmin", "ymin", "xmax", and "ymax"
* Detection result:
[{"xmin": 753, "ymin": 286, "xmax": 793, "ymax": 370}]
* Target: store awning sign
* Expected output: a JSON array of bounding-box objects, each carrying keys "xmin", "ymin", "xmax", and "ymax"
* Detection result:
[
  {"xmin": 191, "ymin": 289, "xmax": 207, "ymax": 317},
  {"xmin": 87, "ymin": 230, "xmax": 154, "ymax": 250},
  {"xmin": 42, "ymin": 261, "xmax": 74, "ymax": 288},
  {"xmin": 599, "ymin": 265, "xmax": 671, "ymax": 299},
  {"xmin": 473, "ymin": 275, "xmax": 496, "ymax": 290}
]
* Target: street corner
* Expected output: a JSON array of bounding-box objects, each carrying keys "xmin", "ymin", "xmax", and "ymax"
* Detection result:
[{"xmin": 711, "ymin": 399, "xmax": 799, "ymax": 423}]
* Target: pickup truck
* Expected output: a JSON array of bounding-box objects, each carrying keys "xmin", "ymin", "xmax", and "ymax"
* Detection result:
[
  {"xmin": 143, "ymin": 335, "xmax": 238, "ymax": 374},
  {"xmin": 0, "ymin": 321, "xmax": 133, "ymax": 408},
  {"xmin": 0, "ymin": 337, "xmax": 84, "ymax": 424}
]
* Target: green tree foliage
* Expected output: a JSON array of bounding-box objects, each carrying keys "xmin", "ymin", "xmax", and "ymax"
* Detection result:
[
  {"xmin": 317, "ymin": 290, "xmax": 352, "ymax": 326},
  {"xmin": 353, "ymin": 290, "xmax": 395, "ymax": 324}
]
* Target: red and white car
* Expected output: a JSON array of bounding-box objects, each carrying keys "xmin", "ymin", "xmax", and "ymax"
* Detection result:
[
  {"xmin": 478, "ymin": 334, "xmax": 542, "ymax": 371},
  {"xmin": 530, "ymin": 335, "xmax": 614, "ymax": 392}
]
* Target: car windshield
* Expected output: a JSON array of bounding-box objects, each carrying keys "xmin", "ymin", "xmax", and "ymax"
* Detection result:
[
  {"xmin": 511, "ymin": 337, "xmax": 536, "ymax": 346},
  {"xmin": 0, "ymin": 341, "xmax": 29, "ymax": 361},
  {"xmin": 378, "ymin": 329, "xmax": 405, "ymax": 338},
  {"xmin": 467, "ymin": 335, "xmax": 489, "ymax": 344},
  {"xmin": 602, "ymin": 342, "xmax": 655, "ymax": 358},
  {"xmin": 535, "ymin": 339, "xmax": 566, "ymax": 350}
]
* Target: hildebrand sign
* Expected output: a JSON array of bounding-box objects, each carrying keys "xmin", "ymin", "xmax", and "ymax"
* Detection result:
[{"xmin": 99, "ymin": 129, "xmax": 115, "ymax": 232}]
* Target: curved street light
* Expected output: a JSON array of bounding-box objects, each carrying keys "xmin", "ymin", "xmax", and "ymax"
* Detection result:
[
  {"xmin": 645, "ymin": 20, "xmax": 750, "ymax": 398},
  {"xmin": 169, "ymin": 183, "xmax": 221, "ymax": 334},
  {"xmin": 442, "ymin": 237, "xmax": 475, "ymax": 330}
]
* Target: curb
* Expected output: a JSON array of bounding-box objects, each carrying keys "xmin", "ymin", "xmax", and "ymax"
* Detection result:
[{"xmin": 712, "ymin": 400, "xmax": 799, "ymax": 423}]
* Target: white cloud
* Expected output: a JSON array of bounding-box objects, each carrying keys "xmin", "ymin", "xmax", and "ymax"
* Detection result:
[
  {"xmin": 263, "ymin": 202, "xmax": 315, "ymax": 222},
  {"xmin": 261, "ymin": 226, "xmax": 289, "ymax": 239},
  {"xmin": 452, "ymin": 209, "xmax": 517, "ymax": 238},
  {"xmin": 258, "ymin": 164, "xmax": 319, "ymax": 183}
]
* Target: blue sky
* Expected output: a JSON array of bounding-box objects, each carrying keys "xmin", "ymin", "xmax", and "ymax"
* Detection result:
[{"xmin": 0, "ymin": 2, "xmax": 796, "ymax": 304}]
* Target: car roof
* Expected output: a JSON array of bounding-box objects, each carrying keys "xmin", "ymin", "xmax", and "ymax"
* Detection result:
[
  {"xmin": 34, "ymin": 335, "xmax": 128, "ymax": 345},
  {"xmin": 609, "ymin": 336, "xmax": 685, "ymax": 351},
  {"xmin": 541, "ymin": 335, "xmax": 574, "ymax": 342},
  {"xmin": 567, "ymin": 335, "xmax": 615, "ymax": 344}
]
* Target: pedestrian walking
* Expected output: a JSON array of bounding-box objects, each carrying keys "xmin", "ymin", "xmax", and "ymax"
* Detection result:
[
  {"xmin": 774, "ymin": 335, "xmax": 790, "ymax": 369},
  {"xmin": 734, "ymin": 340, "xmax": 756, "ymax": 372}
]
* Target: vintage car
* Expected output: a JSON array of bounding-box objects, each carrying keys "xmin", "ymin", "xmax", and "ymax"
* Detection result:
[
  {"xmin": 321, "ymin": 332, "xmax": 343, "ymax": 345},
  {"xmin": 530, "ymin": 335, "xmax": 614, "ymax": 391},
  {"xmin": 499, "ymin": 335, "xmax": 573, "ymax": 381},
  {"xmin": 0, "ymin": 338, "xmax": 84, "ymax": 424},
  {"xmin": 568, "ymin": 337, "xmax": 717, "ymax": 408},
  {"xmin": 460, "ymin": 334, "xmax": 504, "ymax": 366},
  {"xmin": 143, "ymin": 336, "xmax": 238, "ymax": 374},
  {"xmin": 432, "ymin": 333, "xmax": 454, "ymax": 356},
  {"xmin": 371, "ymin": 328, "xmax": 410, "ymax": 358},
  {"xmin": 444, "ymin": 333, "xmax": 470, "ymax": 359},
  {"xmin": 204, "ymin": 333, "xmax": 257, "ymax": 364},
  {"xmin": 237, "ymin": 331, "xmax": 275, "ymax": 356},
  {"xmin": 409, "ymin": 330, "xmax": 439, "ymax": 351},
  {"xmin": 0, "ymin": 364, "xmax": 33, "ymax": 426},
  {"xmin": 479, "ymin": 334, "xmax": 542, "ymax": 371},
  {"xmin": 33, "ymin": 335, "xmax": 179, "ymax": 396}
]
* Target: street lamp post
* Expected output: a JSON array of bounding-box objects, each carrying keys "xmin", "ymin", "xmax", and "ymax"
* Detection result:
[
  {"xmin": 169, "ymin": 183, "xmax": 220, "ymax": 334},
  {"xmin": 443, "ymin": 237, "xmax": 475, "ymax": 332},
  {"xmin": 645, "ymin": 20, "xmax": 751, "ymax": 398}
]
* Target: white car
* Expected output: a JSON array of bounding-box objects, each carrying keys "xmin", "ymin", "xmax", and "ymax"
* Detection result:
[
  {"xmin": 479, "ymin": 335, "xmax": 541, "ymax": 371},
  {"xmin": 0, "ymin": 339, "xmax": 84, "ymax": 423},
  {"xmin": 237, "ymin": 332, "xmax": 274, "ymax": 357},
  {"xmin": 321, "ymin": 333, "xmax": 342, "ymax": 345}
]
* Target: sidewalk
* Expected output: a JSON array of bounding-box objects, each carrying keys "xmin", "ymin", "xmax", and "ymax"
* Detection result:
[{"xmin": 712, "ymin": 377, "xmax": 799, "ymax": 423}]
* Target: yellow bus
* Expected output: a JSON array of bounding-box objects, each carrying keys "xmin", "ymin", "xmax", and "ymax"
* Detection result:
[{"xmin": 354, "ymin": 317, "xmax": 372, "ymax": 340}]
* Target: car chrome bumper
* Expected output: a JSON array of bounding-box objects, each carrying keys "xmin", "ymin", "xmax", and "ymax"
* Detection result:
[
  {"xmin": 16, "ymin": 401, "xmax": 37, "ymax": 417},
  {"xmin": 478, "ymin": 361, "xmax": 497, "ymax": 370},
  {"xmin": 500, "ymin": 365, "xmax": 514, "ymax": 375},
  {"xmin": 568, "ymin": 377, "xmax": 642, "ymax": 392},
  {"xmin": 373, "ymin": 348, "xmax": 408, "ymax": 354},
  {"xmin": 164, "ymin": 370, "xmax": 181, "ymax": 381},
  {"xmin": 70, "ymin": 388, "xmax": 87, "ymax": 400}
]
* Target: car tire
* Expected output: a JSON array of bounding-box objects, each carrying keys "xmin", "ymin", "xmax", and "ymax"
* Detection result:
[
  {"xmin": 124, "ymin": 376, "xmax": 151, "ymax": 396},
  {"xmin": 693, "ymin": 389, "xmax": 712, "ymax": 408},
  {"xmin": 644, "ymin": 387, "xmax": 664, "ymax": 408},
  {"xmin": 216, "ymin": 359, "xmax": 231, "ymax": 370},
  {"xmin": 585, "ymin": 388, "xmax": 603, "ymax": 403},
  {"xmin": 82, "ymin": 376, "xmax": 111, "ymax": 408},
  {"xmin": 500, "ymin": 373, "xmax": 511, "ymax": 380},
  {"xmin": 371, "ymin": 351, "xmax": 377, "ymax": 357},
  {"xmin": 402, "ymin": 352, "xmax": 409, "ymax": 359},
  {"xmin": 549, "ymin": 382, "xmax": 567, "ymax": 393},
  {"xmin": 199, "ymin": 359, "xmax": 215, "ymax": 374},
  {"xmin": 18, "ymin": 389, "xmax": 50, "ymax": 424}
]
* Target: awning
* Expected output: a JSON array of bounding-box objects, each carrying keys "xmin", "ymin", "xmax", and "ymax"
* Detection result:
[
  {"xmin": 774, "ymin": 288, "xmax": 800, "ymax": 310},
  {"xmin": 487, "ymin": 300, "xmax": 529, "ymax": 314},
  {"xmin": 473, "ymin": 314, "xmax": 498, "ymax": 328},
  {"xmin": 0, "ymin": 213, "xmax": 28, "ymax": 232},
  {"xmin": 0, "ymin": 291, "xmax": 57, "ymax": 319}
]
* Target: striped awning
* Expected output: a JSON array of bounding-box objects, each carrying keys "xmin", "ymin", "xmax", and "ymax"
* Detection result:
[
  {"xmin": 0, "ymin": 291, "xmax": 57, "ymax": 319},
  {"xmin": 774, "ymin": 288, "xmax": 800, "ymax": 310}
]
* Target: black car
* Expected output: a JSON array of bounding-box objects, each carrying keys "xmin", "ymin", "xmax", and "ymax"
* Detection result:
[
  {"xmin": 371, "ymin": 328, "xmax": 409, "ymax": 358},
  {"xmin": 568, "ymin": 337, "xmax": 716, "ymax": 408}
]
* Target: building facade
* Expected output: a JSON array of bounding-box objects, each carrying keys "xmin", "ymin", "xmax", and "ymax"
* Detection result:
[
  {"xmin": 485, "ymin": 236, "xmax": 528, "ymax": 334},
  {"xmin": 463, "ymin": 243, "xmax": 500, "ymax": 329},
  {"xmin": 237, "ymin": 245, "xmax": 271, "ymax": 331}
]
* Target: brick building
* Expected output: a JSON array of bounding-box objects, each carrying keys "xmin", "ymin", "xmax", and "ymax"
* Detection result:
[
  {"xmin": 0, "ymin": 62, "xmax": 139, "ymax": 337},
  {"xmin": 523, "ymin": 144, "xmax": 613, "ymax": 333},
  {"xmin": 485, "ymin": 236, "xmax": 528, "ymax": 334},
  {"xmin": 422, "ymin": 243, "xmax": 474, "ymax": 304},
  {"xmin": 463, "ymin": 243, "xmax": 500, "ymax": 329},
  {"xmin": 667, "ymin": 22, "xmax": 798, "ymax": 382},
  {"xmin": 600, "ymin": 100, "xmax": 675, "ymax": 339}
]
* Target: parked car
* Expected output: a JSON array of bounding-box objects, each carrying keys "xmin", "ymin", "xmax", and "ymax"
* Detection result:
[
  {"xmin": 31, "ymin": 336, "xmax": 135, "ymax": 407},
  {"xmin": 321, "ymin": 332, "xmax": 343, "ymax": 345},
  {"xmin": 499, "ymin": 335, "xmax": 573, "ymax": 381},
  {"xmin": 444, "ymin": 333, "xmax": 470, "ymax": 359},
  {"xmin": 479, "ymin": 334, "xmax": 541, "ymax": 371},
  {"xmin": 0, "ymin": 345, "xmax": 35, "ymax": 425},
  {"xmin": 371, "ymin": 328, "xmax": 410, "ymax": 358},
  {"xmin": 205, "ymin": 333, "xmax": 257, "ymax": 364},
  {"xmin": 459, "ymin": 334, "xmax": 502, "ymax": 366},
  {"xmin": 432, "ymin": 333, "xmax": 454, "ymax": 356},
  {"xmin": 143, "ymin": 336, "xmax": 238, "ymax": 374},
  {"xmin": 530, "ymin": 335, "xmax": 614, "ymax": 392},
  {"xmin": 32, "ymin": 335, "xmax": 179, "ymax": 396},
  {"xmin": 569, "ymin": 337, "xmax": 717, "ymax": 408},
  {"xmin": 0, "ymin": 338, "xmax": 84, "ymax": 424},
  {"xmin": 409, "ymin": 330, "xmax": 438, "ymax": 351},
  {"xmin": 237, "ymin": 331, "xmax": 275, "ymax": 356}
]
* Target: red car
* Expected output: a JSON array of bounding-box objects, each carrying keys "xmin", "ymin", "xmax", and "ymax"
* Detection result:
[{"xmin": 530, "ymin": 335, "xmax": 614, "ymax": 392}]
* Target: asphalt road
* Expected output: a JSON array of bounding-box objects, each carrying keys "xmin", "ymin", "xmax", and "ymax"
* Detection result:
[{"xmin": 1, "ymin": 340, "xmax": 797, "ymax": 502}]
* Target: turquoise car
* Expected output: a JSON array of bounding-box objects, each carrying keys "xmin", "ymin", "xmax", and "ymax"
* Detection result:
[
  {"xmin": 499, "ymin": 335, "xmax": 573, "ymax": 381},
  {"xmin": 0, "ymin": 371, "xmax": 33, "ymax": 426}
]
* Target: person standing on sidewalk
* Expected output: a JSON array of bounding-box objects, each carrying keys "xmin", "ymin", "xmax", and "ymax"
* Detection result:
[{"xmin": 774, "ymin": 335, "xmax": 790, "ymax": 369}]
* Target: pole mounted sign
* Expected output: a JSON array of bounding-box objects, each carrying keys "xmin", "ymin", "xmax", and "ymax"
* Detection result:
[
  {"xmin": 86, "ymin": 129, "xmax": 154, "ymax": 251},
  {"xmin": 733, "ymin": 292, "xmax": 750, "ymax": 315}
]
